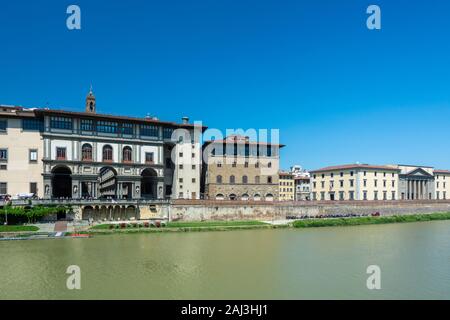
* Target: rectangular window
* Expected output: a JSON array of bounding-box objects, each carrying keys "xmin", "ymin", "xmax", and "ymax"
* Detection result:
[
  {"xmin": 50, "ymin": 116, "xmax": 72, "ymax": 130},
  {"xmin": 29, "ymin": 149, "xmax": 38, "ymax": 163},
  {"xmin": 192, "ymin": 178, "xmax": 196, "ymax": 183},
  {"xmin": 340, "ymin": 180, "xmax": 344, "ymax": 187},
  {"xmin": 349, "ymin": 191, "xmax": 354, "ymax": 200},
  {"xmin": 320, "ymin": 192, "xmax": 325, "ymax": 200},
  {"xmin": 56, "ymin": 147, "xmax": 66, "ymax": 160},
  {"xmin": 121, "ymin": 123, "xmax": 133, "ymax": 135},
  {"xmin": 179, "ymin": 178, "xmax": 183, "ymax": 183},
  {"xmin": 392, "ymin": 191, "xmax": 396, "ymax": 200},
  {"xmin": 0, "ymin": 164, "xmax": 6, "ymax": 170},
  {"xmin": 392, "ymin": 181, "xmax": 395, "ymax": 187},
  {"xmin": 80, "ymin": 119, "xmax": 94, "ymax": 131},
  {"xmin": 268, "ymin": 176, "xmax": 273, "ymax": 184},
  {"xmin": 22, "ymin": 118, "xmax": 43, "ymax": 131},
  {"xmin": 0, "ymin": 149, "xmax": 7, "ymax": 161},
  {"xmin": 140, "ymin": 125, "xmax": 159, "ymax": 137},
  {"xmin": 192, "ymin": 165, "xmax": 196, "ymax": 170},
  {"xmin": 350, "ymin": 179, "xmax": 354, "ymax": 187},
  {"xmin": 163, "ymin": 127, "xmax": 173, "ymax": 139},
  {"xmin": 374, "ymin": 191, "xmax": 378, "ymax": 200},
  {"xmin": 30, "ymin": 182, "xmax": 37, "ymax": 195},
  {"xmin": 383, "ymin": 191, "xmax": 387, "ymax": 200},
  {"xmin": 0, "ymin": 182, "xmax": 7, "ymax": 194},
  {"xmin": 145, "ymin": 152, "xmax": 154, "ymax": 164},
  {"xmin": 363, "ymin": 191, "xmax": 368, "ymax": 200},
  {"xmin": 0, "ymin": 119, "xmax": 7, "ymax": 132},
  {"xmin": 339, "ymin": 191, "xmax": 344, "ymax": 200},
  {"xmin": 179, "ymin": 164, "xmax": 183, "ymax": 170},
  {"xmin": 97, "ymin": 121, "xmax": 118, "ymax": 134}
]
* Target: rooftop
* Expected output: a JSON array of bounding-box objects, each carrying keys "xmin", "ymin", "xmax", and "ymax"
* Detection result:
[{"xmin": 310, "ymin": 163, "xmax": 401, "ymax": 173}]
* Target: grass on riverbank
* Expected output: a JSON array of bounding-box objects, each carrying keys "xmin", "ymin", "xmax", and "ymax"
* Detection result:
[
  {"xmin": 0, "ymin": 225, "xmax": 39, "ymax": 232},
  {"xmin": 166, "ymin": 220, "xmax": 267, "ymax": 228},
  {"xmin": 292, "ymin": 212, "xmax": 450, "ymax": 228}
]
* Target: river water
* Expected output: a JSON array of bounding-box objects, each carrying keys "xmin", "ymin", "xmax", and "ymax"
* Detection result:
[{"xmin": 1, "ymin": 221, "xmax": 450, "ymax": 299}]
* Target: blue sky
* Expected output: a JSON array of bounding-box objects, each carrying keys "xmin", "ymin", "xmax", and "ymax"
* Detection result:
[{"xmin": 1, "ymin": 0, "xmax": 450, "ymax": 170}]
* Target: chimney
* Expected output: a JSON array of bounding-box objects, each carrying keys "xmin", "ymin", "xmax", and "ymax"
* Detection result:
[{"xmin": 182, "ymin": 116, "xmax": 189, "ymax": 124}]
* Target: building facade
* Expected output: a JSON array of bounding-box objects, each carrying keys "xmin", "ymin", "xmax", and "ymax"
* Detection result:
[
  {"xmin": 291, "ymin": 165, "xmax": 311, "ymax": 201},
  {"xmin": 294, "ymin": 176, "xmax": 311, "ymax": 201},
  {"xmin": 279, "ymin": 171, "xmax": 294, "ymax": 201},
  {"xmin": 310, "ymin": 163, "xmax": 450, "ymax": 201},
  {"xmin": 0, "ymin": 106, "xmax": 44, "ymax": 198},
  {"xmin": 0, "ymin": 90, "xmax": 203, "ymax": 200},
  {"xmin": 202, "ymin": 135, "xmax": 284, "ymax": 201}
]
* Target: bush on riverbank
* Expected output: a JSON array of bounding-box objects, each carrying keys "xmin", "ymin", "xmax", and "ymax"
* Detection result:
[
  {"xmin": 0, "ymin": 225, "xmax": 39, "ymax": 233},
  {"xmin": 292, "ymin": 212, "xmax": 450, "ymax": 228},
  {"xmin": 0, "ymin": 205, "xmax": 70, "ymax": 224}
]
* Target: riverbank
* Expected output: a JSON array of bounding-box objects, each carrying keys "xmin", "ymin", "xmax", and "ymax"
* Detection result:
[
  {"xmin": 292, "ymin": 212, "xmax": 450, "ymax": 228},
  {"xmin": 80, "ymin": 220, "xmax": 283, "ymax": 235}
]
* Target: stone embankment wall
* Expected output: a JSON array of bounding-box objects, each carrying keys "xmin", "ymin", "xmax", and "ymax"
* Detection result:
[{"xmin": 168, "ymin": 200, "xmax": 450, "ymax": 222}]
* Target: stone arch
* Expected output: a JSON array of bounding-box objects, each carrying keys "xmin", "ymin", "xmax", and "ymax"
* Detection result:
[
  {"xmin": 141, "ymin": 168, "xmax": 158, "ymax": 199},
  {"xmin": 265, "ymin": 193, "xmax": 274, "ymax": 202},
  {"xmin": 51, "ymin": 165, "xmax": 72, "ymax": 198},
  {"xmin": 98, "ymin": 166, "xmax": 118, "ymax": 199}
]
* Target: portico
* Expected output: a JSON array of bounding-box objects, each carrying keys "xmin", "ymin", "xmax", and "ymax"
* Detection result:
[{"xmin": 399, "ymin": 167, "xmax": 435, "ymax": 200}]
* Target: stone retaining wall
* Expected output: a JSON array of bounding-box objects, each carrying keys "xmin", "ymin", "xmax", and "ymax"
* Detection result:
[{"xmin": 169, "ymin": 200, "xmax": 450, "ymax": 222}]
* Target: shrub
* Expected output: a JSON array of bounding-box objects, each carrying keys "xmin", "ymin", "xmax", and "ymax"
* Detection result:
[
  {"xmin": 109, "ymin": 224, "xmax": 114, "ymax": 229},
  {"xmin": 154, "ymin": 220, "xmax": 161, "ymax": 228},
  {"xmin": 144, "ymin": 222, "xmax": 150, "ymax": 228},
  {"xmin": 120, "ymin": 223, "xmax": 127, "ymax": 229}
]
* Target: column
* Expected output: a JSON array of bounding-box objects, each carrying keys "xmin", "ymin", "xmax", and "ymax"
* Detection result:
[{"xmin": 419, "ymin": 181, "xmax": 422, "ymax": 200}]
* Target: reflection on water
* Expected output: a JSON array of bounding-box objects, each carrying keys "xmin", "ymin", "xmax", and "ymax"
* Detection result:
[{"xmin": 1, "ymin": 220, "xmax": 450, "ymax": 299}]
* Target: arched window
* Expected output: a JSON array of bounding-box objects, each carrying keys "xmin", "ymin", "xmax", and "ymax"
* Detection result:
[
  {"xmin": 241, "ymin": 193, "xmax": 249, "ymax": 201},
  {"xmin": 242, "ymin": 175, "xmax": 248, "ymax": 184},
  {"xmin": 255, "ymin": 176, "xmax": 260, "ymax": 184},
  {"xmin": 216, "ymin": 175, "xmax": 223, "ymax": 184},
  {"xmin": 103, "ymin": 145, "xmax": 113, "ymax": 162},
  {"xmin": 216, "ymin": 194, "xmax": 224, "ymax": 200},
  {"xmin": 81, "ymin": 143, "xmax": 92, "ymax": 161},
  {"xmin": 230, "ymin": 175, "xmax": 235, "ymax": 184},
  {"xmin": 254, "ymin": 194, "xmax": 261, "ymax": 201},
  {"xmin": 229, "ymin": 194, "xmax": 237, "ymax": 200},
  {"xmin": 122, "ymin": 146, "xmax": 132, "ymax": 163},
  {"xmin": 265, "ymin": 194, "xmax": 274, "ymax": 201}
]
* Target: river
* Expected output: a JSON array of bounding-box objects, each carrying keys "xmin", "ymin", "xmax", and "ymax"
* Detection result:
[{"xmin": 1, "ymin": 220, "xmax": 450, "ymax": 299}]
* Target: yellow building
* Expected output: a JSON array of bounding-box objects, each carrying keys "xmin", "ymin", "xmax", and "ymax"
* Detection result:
[
  {"xmin": 279, "ymin": 171, "xmax": 294, "ymax": 201},
  {"xmin": 310, "ymin": 164, "xmax": 400, "ymax": 201},
  {"xmin": 311, "ymin": 163, "xmax": 450, "ymax": 201}
]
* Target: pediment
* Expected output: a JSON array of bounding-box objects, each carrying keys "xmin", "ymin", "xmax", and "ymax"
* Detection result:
[{"xmin": 405, "ymin": 168, "xmax": 433, "ymax": 177}]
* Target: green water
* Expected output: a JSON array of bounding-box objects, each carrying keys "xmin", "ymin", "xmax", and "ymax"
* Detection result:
[{"xmin": 1, "ymin": 221, "xmax": 450, "ymax": 299}]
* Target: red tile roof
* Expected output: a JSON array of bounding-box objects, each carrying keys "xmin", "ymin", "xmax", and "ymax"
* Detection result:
[
  {"xmin": 435, "ymin": 169, "xmax": 450, "ymax": 174},
  {"xmin": 310, "ymin": 163, "xmax": 401, "ymax": 173}
]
